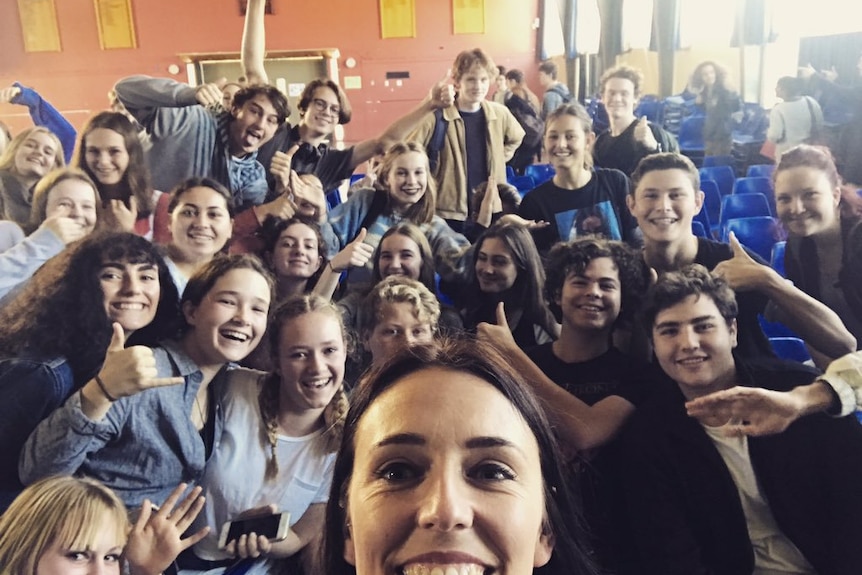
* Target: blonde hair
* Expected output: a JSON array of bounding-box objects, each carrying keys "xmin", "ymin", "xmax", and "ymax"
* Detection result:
[
  {"xmin": 259, "ymin": 295, "xmax": 350, "ymax": 480},
  {"xmin": 0, "ymin": 476, "xmax": 128, "ymax": 575},
  {"xmin": 27, "ymin": 168, "xmax": 100, "ymax": 234},
  {"xmin": 357, "ymin": 275, "xmax": 441, "ymax": 339},
  {"xmin": 378, "ymin": 141, "xmax": 437, "ymax": 225},
  {"xmin": 0, "ymin": 127, "xmax": 65, "ymax": 174}
]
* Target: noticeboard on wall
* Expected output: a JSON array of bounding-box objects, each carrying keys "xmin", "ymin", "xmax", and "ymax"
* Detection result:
[
  {"xmin": 380, "ymin": 0, "xmax": 416, "ymax": 39},
  {"xmin": 94, "ymin": 0, "xmax": 137, "ymax": 49},
  {"xmin": 17, "ymin": 0, "xmax": 62, "ymax": 52},
  {"xmin": 453, "ymin": 0, "xmax": 485, "ymax": 35}
]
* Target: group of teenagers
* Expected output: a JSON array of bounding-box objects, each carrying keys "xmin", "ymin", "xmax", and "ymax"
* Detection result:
[{"xmin": 2, "ymin": 3, "xmax": 862, "ymax": 574}]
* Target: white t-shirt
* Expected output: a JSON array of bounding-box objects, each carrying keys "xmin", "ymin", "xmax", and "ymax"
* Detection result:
[
  {"xmin": 191, "ymin": 368, "xmax": 336, "ymax": 563},
  {"xmin": 703, "ymin": 425, "xmax": 816, "ymax": 575}
]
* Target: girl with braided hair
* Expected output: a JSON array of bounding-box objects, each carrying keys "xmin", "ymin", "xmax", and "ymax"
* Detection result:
[{"xmin": 182, "ymin": 294, "xmax": 349, "ymax": 575}]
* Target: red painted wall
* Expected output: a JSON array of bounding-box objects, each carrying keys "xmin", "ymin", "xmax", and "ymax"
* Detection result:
[{"xmin": 1, "ymin": 0, "xmax": 541, "ymax": 145}]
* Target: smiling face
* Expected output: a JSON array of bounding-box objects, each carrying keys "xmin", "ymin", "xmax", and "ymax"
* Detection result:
[
  {"xmin": 271, "ymin": 222, "xmax": 322, "ymax": 280},
  {"xmin": 475, "ymin": 237, "xmax": 518, "ymax": 294},
  {"xmin": 557, "ymin": 257, "xmax": 621, "ymax": 334},
  {"xmin": 83, "ymin": 128, "xmax": 129, "ymax": 186},
  {"xmin": 366, "ymin": 302, "xmax": 434, "ymax": 365},
  {"xmin": 344, "ymin": 368, "xmax": 553, "ymax": 575},
  {"xmin": 170, "ymin": 186, "xmax": 232, "ymax": 263},
  {"xmin": 455, "ymin": 66, "xmax": 492, "ymax": 110},
  {"xmin": 774, "ymin": 166, "xmax": 841, "ymax": 237},
  {"xmin": 301, "ymin": 86, "xmax": 342, "ymax": 138},
  {"xmin": 387, "ymin": 151, "xmax": 428, "ymax": 212},
  {"xmin": 45, "ymin": 179, "xmax": 98, "ymax": 234},
  {"xmin": 602, "ymin": 77, "xmax": 637, "ymax": 122},
  {"xmin": 183, "ymin": 267, "xmax": 271, "ymax": 365},
  {"xmin": 378, "ymin": 234, "xmax": 423, "ymax": 280},
  {"xmin": 628, "ymin": 168, "xmax": 704, "ymax": 246},
  {"xmin": 652, "ymin": 294, "xmax": 737, "ymax": 400},
  {"xmin": 100, "ymin": 260, "xmax": 161, "ymax": 335},
  {"xmin": 14, "ymin": 131, "xmax": 58, "ymax": 180},
  {"xmin": 544, "ymin": 114, "xmax": 593, "ymax": 174},
  {"xmin": 228, "ymin": 94, "xmax": 281, "ymax": 157},
  {"xmin": 276, "ymin": 310, "xmax": 345, "ymax": 414},
  {"xmin": 36, "ymin": 521, "xmax": 125, "ymax": 575}
]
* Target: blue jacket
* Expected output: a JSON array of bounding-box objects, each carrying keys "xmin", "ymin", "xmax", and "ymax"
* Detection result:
[
  {"xmin": 0, "ymin": 355, "xmax": 78, "ymax": 511},
  {"xmin": 11, "ymin": 82, "xmax": 77, "ymax": 164},
  {"xmin": 19, "ymin": 340, "xmax": 227, "ymax": 508}
]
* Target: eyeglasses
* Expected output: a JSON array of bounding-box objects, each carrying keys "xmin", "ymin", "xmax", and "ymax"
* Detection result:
[{"xmin": 311, "ymin": 98, "xmax": 341, "ymax": 116}]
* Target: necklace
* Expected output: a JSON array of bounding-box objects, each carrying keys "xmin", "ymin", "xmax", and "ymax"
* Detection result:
[{"xmin": 194, "ymin": 392, "xmax": 207, "ymax": 429}]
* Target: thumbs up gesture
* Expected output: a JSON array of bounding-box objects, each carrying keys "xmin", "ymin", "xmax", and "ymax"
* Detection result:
[
  {"xmin": 634, "ymin": 116, "xmax": 658, "ymax": 150},
  {"xmin": 429, "ymin": 69, "xmax": 455, "ymax": 109},
  {"xmin": 328, "ymin": 227, "xmax": 375, "ymax": 273},
  {"xmin": 712, "ymin": 231, "xmax": 771, "ymax": 291},
  {"xmin": 195, "ymin": 77, "xmax": 228, "ymax": 110},
  {"xmin": 476, "ymin": 302, "xmax": 519, "ymax": 353},
  {"xmin": 82, "ymin": 323, "xmax": 185, "ymax": 419}
]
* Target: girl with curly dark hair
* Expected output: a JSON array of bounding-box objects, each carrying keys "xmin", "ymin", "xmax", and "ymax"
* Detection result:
[
  {"xmin": 0, "ymin": 232, "xmax": 180, "ymax": 510},
  {"xmin": 19, "ymin": 254, "xmax": 273, "ymax": 511}
]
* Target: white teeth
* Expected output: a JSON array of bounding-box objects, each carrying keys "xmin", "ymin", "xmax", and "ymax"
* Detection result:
[
  {"xmin": 302, "ymin": 378, "xmax": 330, "ymax": 389},
  {"xmin": 402, "ymin": 565, "xmax": 485, "ymax": 575},
  {"xmin": 113, "ymin": 303, "xmax": 145, "ymax": 310},
  {"xmin": 221, "ymin": 330, "xmax": 249, "ymax": 342}
]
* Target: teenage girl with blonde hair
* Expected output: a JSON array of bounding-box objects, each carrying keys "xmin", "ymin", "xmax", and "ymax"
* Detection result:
[
  {"xmin": 0, "ymin": 475, "xmax": 207, "ymax": 575},
  {"xmin": 183, "ymin": 294, "xmax": 349, "ymax": 575}
]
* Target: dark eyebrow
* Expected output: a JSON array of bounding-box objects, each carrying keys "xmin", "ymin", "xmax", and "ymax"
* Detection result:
[
  {"xmin": 465, "ymin": 436, "xmax": 518, "ymax": 450},
  {"xmin": 375, "ymin": 432, "xmax": 426, "ymax": 448},
  {"xmin": 655, "ymin": 314, "xmax": 718, "ymax": 330}
]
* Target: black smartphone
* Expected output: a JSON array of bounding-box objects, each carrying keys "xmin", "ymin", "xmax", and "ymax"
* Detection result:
[{"xmin": 218, "ymin": 512, "xmax": 290, "ymax": 548}]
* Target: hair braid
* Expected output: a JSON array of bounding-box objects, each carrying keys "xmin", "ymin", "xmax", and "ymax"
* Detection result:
[
  {"xmin": 321, "ymin": 387, "xmax": 349, "ymax": 454},
  {"xmin": 258, "ymin": 373, "xmax": 281, "ymax": 481}
]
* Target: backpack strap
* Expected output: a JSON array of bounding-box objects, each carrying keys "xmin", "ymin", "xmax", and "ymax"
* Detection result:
[
  {"xmin": 356, "ymin": 188, "xmax": 388, "ymax": 240},
  {"xmin": 427, "ymin": 108, "xmax": 448, "ymax": 173}
]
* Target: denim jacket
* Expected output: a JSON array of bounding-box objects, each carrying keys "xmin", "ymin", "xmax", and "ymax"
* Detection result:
[
  {"xmin": 0, "ymin": 355, "xmax": 77, "ymax": 510},
  {"xmin": 19, "ymin": 340, "xmax": 226, "ymax": 508}
]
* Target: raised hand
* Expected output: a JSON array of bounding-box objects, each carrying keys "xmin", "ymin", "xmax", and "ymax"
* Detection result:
[
  {"xmin": 290, "ymin": 172, "xmax": 327, "ymax": 222},
  {"xmin": 685, "ymin": 386, "xmax": 805, "ymax": 436},
  {"xmin": 633, "ymin": 116, "xmax": 658, "ymax": 149},
  {"xmin": 125, "ymin": 484, "xmax": 209, "ymax": 575},
  {"xmin": 476, "ymin": 175, "xmax": 503, "ymax": 228},
  {"xmin": 98, "ymin": 323, "xmax": 185, "ymax": 400},
  {"xmin": 476, "ymin": 302, "xmax": 518, "ymax": 354},
  {"xmin": 0, "ymin": 85, "xmax": 21, "ymax": 104},
  {"xmin": 328, "ymin": 227, "xmax": 374, "ymax": 272},
  {"xmin": 429, "ymin": 69, "xmax": 455, "ymax": 109},
  {"xmin": 496, "ymin": 213, "xmax": 550, "ymax": 230},
  {"xmin": 270, "ymin": 144, "xmax": 299, "ymax": 194},
  {"xmin": 41, "ymin": 205, "xmax": 89, "ymax": 244},
  {"xmin": 712, "ymin": 231, "xmax": 770, "ymax": 291},
  {"xmin": 195, "ymin": 78, "xmax": 228, "ymax": 109},
  {"xmin": 797, "ymin": 63, "xmax": 817, "ymax": 80},
  {"xmin": 100, "ymin": 196, "xmax": 138, "ymax": 233}
]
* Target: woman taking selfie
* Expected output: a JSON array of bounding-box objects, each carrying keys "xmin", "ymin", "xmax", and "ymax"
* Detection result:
[{"xmin": 323, "ymin": 337, "xmax": 598, "ymax": 575}]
